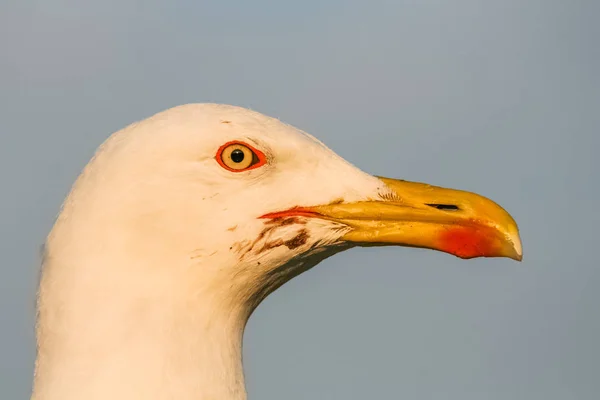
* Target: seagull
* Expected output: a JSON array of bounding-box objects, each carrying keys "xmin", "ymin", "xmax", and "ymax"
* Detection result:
[{"xmin": 31, "ymin": 104, "xmax": 522, "ymax": 400}]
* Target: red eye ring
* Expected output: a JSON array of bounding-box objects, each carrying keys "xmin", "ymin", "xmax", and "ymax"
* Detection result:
[{"xmin": 215, "ymin": 141, "xmax": 267, "ymax": 172}]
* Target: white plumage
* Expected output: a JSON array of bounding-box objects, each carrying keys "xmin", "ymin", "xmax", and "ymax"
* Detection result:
[{"xmin": 32, "ymin": 104, "xmax": 521, "ymax": 400}]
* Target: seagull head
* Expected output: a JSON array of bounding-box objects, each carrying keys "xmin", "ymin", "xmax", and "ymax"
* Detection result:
[
  {"xmin": 47, "ymin": 104, "xmax": 521, "ymax": 315},
  {"xmin": 35, "ymin": 103, "xmax": 523, "ymax": 400}
]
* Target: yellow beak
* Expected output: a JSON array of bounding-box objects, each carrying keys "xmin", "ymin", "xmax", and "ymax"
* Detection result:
[{"xmin": 311, "ymin": 177, "xmax": 522, "ymax": 261}]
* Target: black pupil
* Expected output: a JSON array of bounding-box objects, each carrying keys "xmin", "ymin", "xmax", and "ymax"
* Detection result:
[{"xmin": 231, "ymin": 149, "xmax": 245, "ymax": 163}]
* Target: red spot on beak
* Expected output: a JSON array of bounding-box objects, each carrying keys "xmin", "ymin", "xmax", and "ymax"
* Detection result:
[{"xmin": 437, "ymin": 225, "xmax": 499, "ymax": 259}]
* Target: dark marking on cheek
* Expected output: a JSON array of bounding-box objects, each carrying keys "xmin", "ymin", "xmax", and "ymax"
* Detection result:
[
  {"xmin": 232, "ymin": 239, "xmax": 251, "ymax": 254},
  {"xmin": 284, "ymin": 229, "xmax": 309, "ymax": 250},
  {"xmin": 264, "ymin": 216, "xmax": 306, "ymax": 226},
  {"xmin": 255, "ymin": 229, "xmax": 309, "ymax": 255},
  {"xmin": 241, "ymin": 225, "xmax": 278, "ymax": 256},
  {"xmin": 239, "ymin": 218, "xmax": 310, "ymax": 259},
  {"xmin": 221, "ymin": 120, "xmax": 232, "ymax": 124},
  {"xmin": 280, "ymin": 217, "xmax": 304, "ymax": 226},
  {"xmin": 258, "ymin": 239, "xmax": 284, "ymax": 254},
  {"xmin": 227, "ymin": 225, "xmax": 238, "ymax": 232},
  {"xmin": 254, "ymin": 226, "xmax": 276, "ymax": 243}
]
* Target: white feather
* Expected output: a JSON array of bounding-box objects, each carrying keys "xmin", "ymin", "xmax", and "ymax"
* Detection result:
[{"xmin": 32, "ymin": 104, "xmax": 391, "ymax": 400}]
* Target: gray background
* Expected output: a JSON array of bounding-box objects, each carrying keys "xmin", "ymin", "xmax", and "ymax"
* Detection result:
[{"xmin": 1, "ymin": 1, "xmax": 599, "ymax": 399}]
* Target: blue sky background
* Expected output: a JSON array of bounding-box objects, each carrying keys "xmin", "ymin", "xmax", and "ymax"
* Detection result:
[{"xmin": 1, "ymin": 1, "xmax": 599, "ymax": 398}]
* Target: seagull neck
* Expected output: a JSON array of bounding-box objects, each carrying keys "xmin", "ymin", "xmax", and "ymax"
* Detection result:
[{"xmin": 32, "ymin": 256, "xmax": 251, "ymax": 400}]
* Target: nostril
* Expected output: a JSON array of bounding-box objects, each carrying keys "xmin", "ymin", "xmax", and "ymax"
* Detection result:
[{"xmin": 426, "ymin": 203, "xmax": 460, "ymax": 211}]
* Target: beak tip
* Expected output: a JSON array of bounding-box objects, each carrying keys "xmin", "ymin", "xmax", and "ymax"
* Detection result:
[{"xmin": 508, "ymin": 230, "xmax": 523, "ymax": 262}]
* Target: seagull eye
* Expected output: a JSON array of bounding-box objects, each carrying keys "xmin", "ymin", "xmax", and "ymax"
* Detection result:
[{"xmin": 216, "ymin": 141, "xmax": 266, "ymax": 172}]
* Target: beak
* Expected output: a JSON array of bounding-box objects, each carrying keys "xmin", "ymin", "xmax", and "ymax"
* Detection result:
[{"xmin": 297, "ymin": 177, "xmax": 522, "ymax": 261}]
